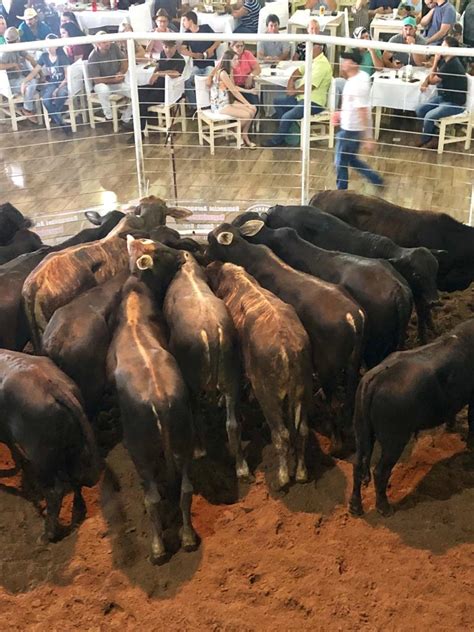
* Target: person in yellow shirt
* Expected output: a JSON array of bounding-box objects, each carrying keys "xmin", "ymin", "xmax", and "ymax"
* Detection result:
[{"xmin": 263, "ymin": 43, "xmax": 332, "ymax": 147}]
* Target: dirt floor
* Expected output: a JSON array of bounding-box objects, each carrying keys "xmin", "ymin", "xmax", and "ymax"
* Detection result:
[{"xmin": 1, "ymin": 288, "xmax": 474, "ymax": 631}]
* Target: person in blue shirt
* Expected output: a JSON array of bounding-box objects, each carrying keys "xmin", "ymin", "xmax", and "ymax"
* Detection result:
[
  {"xmin": 231, "ymin": 0, "xmax": 261, "ymax": 34},
  {"xmin": 17, "ymin": 7, "xmax": 51, "ymax": 42},
  {"xmin": 369, "ymin": 0, "xmax": 400, "ymax": 18},
  {"xmin": 420, "ymin": 0, "xmax": 457, "ymax": 44}
]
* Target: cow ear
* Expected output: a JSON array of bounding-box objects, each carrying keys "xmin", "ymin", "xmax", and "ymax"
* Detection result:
[
  {"xmin": 136, "ymin": 254, "xmax": 154, "ymax": 271},
  {"xmin": 239, "ymin": 220, "xmax": 264, "ymax": 237},
  {"xmin": 85, "ymin": 210, "xmax": 102, "ymax": 226},
  {"xmin": 166, "ymin": 206, "xmax": 193, "ymax": 220},
  {"xmin": 126, "ymin": 234, "xmax": 135, "ymax": 254},
  {"xmin": 217, "ymin": 231, "xmax": 234, "ymax": 246},
  {"xmin": 430, "ymin": 249, "xmax": 449, "ymax": 263}
]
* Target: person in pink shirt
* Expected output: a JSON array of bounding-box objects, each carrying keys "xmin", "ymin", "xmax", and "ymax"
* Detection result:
[{"xmin": 229, "ymin": 41, "xmax": 260, "ymax": 105}]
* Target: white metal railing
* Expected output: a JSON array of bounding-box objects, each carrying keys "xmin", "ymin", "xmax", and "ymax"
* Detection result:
[{"xmin": 0, "ymin": 29, "xmax": 473, "ymax": 232}]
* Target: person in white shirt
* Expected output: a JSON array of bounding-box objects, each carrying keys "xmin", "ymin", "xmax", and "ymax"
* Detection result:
[{"xmin": 332, "ymin": 50, "xmax": 384, "ymax": 190}]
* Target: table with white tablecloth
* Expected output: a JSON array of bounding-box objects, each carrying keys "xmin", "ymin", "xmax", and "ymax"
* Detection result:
[
  {"xmin": 256, "ymin": 61, "xmax": 301, "ymax": 115},
  {"xmin": 74, "ymin": 8, "xmax": 129, "ymax": 33},
  {"xmin": 188, "ymin": 11, "xmax": 236, "ymax": 34},
  {"xmin": 371, "ymin": 68, "xmax": 435, "ymax": 138},
  {"xmin": 287, "ymin": 10, "xmax": 344, "ymax": 65},
  {"xmin": 370, "ymin": 16, "xmax": 404, "ymax": 41}
]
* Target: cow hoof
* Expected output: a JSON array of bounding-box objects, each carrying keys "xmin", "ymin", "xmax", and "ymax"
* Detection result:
[
  {"xmin": 150, "ymin": 551, "xmax": 169, "ymax": 566},
  {"xmin": 295, "ymin": 464, "xmax": 308, "ymax": 484},
  {"xmin": 180, "ymin": 527, "xmax": 198, "ymax": 552},
  {"xmin": 348, "ymin": 499, "xmax": 364, "ymax": 516},
  {"xmin": 236, "ymin": 461, "xmax": 251, "ymax": 480},
  {"xmin": 376, "ymin": 501, "xmax": 395, "ymax": 517}
]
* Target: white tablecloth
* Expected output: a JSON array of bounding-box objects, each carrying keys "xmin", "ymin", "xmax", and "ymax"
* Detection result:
[
  {"xmin": 192, "ymin": 12, "xmax": 236, "ymax": 34},
  {"xmin": 258, "ymin": 61, "xmax": 300, "ymax": 88},
  {"xmin": 288, "ymin": 10, "xmax": 344, "ymax": 34},
  {"xmin": 74, "ymin": 9, "xmax": 129, "ymax": 33},
  {"xmin": 370, "ymin": 16, "xmax": 403, "ymax": 41},
  {"xmin": 371, "ymin": 69, "xmax": 435, "ymax": 111}
]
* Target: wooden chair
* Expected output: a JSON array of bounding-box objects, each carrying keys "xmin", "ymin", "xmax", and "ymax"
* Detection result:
[
  {"xmin": 82, "ymin": 61, "xmax": 128, "ymax": 133},
  {"xmin": 195, "ymin": 74, "xmax": 242, "ymax": 155},
  {"xmin": 42, "ymin": 59, "xmax": 87, "ymax": 133},
  {"xmin": 436, "ymin": 75, "xmax": 474, "ymax": 155},
  {"xmin": 0, "ymin": 69, "xmax": 42, "ymax": 131},
  {"xmin": 301, "ymin": 79, "xmax": 336, "ymax": 149},
  {"xmin": 144, "ymin": 75, "xmax": 187, "ymax": 137}
]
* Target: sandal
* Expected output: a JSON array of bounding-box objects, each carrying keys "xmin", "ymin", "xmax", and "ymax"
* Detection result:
[{"xmin": 244, "ymin": 141, "xmax": 257, "ymax": 149}]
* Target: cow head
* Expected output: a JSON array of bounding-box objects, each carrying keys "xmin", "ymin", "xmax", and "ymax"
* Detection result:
[
  {"xmin": 133, "ymin": 196, "xmax": 193, "ymax": 229},
  {"xmin": 0, "ymin": 203, "xmax": 32, "ymax": 246},
  {"xmin": 391, "ymin": 247, "xmax": 441, "ymax": 305},
  {"xmin": 231, "ymin": 211, "xmax": 268, "ymax": 228},
  {"xmin": 127, "ymin": 235, "xmax": 184, "ymax": 303},
  {"xmin": 207, "ymin": 224, "xmax": 249, "ymax": 263}
]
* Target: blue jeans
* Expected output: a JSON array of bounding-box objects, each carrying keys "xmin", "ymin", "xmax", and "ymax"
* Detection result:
[
  {"xmin": 273, "ymin": 95, "xmax": 323, "ymax": 141},
  {"xmin": 185, "ymin": 64, "xmax": 213, "ymax": 109},
  {"xmin": 335, "ymin": 129, "xmax": 383, "ymax": 190},
  {"xmin": 234, "ymin": 23, "xmax": 257, "ymax": 33},
  {"xmin": 41, "ymin": 82, "xmax": 68, "ymax": 125},
  {"xmin": 416, "ymin": 95, "xmax": 465, "ymax": 143}
]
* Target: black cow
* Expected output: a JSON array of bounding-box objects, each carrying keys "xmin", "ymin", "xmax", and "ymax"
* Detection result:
[
  {"xmin": 42, "ymin": 271, "xmax": 128, "ymax": 414},
  {"xmin": 349, "ymin": 319, "xmax": 474, "ymax": 518},
  {"xmin": 128, "ymin": 237, "xmax": 245, "ymax": 478},
  {"xmin": 207, "ymin": 262, "xmax": 314, "ymax": 488},
  {"xmin": 265, "ymin": 205, "xmax": 441, "ymax": 344},
  {"xmin": 232, "ymin": 214, "xmax": 413, "ymax": 368},
  {"xmin": 0, "ymin": 350, "xmax": 101, "ymax": 542},
  {"xmin": 310, "ymin": 190, "xmax": 472, "ymax": 292},
  {"xmin": 0, "ymin": 203, "xmax": 32, "ymax": 245},
  {"xmin": 0, "ymin": 229, "xmax": 43, "ymax": 265},
  {"xmin": 107, "ymin": 276, "xmax": 198, "ymax": 564},
  {"xmin": 208, "ymin": 223, "xmax": 366, "ymax": 450}
]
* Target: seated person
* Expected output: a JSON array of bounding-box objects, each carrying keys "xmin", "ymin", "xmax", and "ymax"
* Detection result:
[
  {"xmin": 60, "ymin": 11, "xmax": 81, "ymax": 29},
  {"xmin": 117, "ymin": 21, "xmax": 147, "ymax": 60},
  {"xmin": 368, "ymin": 0, "xmax": 400, "ymax": 19},
  {"xmin": 264, "ymin": 42, "xmax": 332, "ymax": 147},
  {"xmin": 230, "ymin": 0, "xmax": 261, "ymax": 34},
  {"xmin": 24, "ymin": 33, "xmax": 71, "ymax": 132},
  {"xmin": 181, "ymin": 11, "xmax": 219, "ymax": 109},
  {"xmin": 463, "ymin": 0, "xmax": 474, "ymax": 47},
  {"xmin": 305, "ymin": 0, "xmax": 337, "ymax": 11},
  {"xmin": 0, "ymin": 26, "xmax": 39, "ymax": 121},
  {"xmin": 257, "ymin": 15, "xmax": 290, "ymax": 63},
  {"xmin": 87, "ymin": 33, "xmax": 132, "ymax": 124},
  {"xmin": 153, "ymin": 0, "xmax": 179, "ymax": 24},
  {"xmin": 60, "ymin": 21, "xmax": 93, "ymax": 61},
  {"xmin": 352, "ymin": 26, "xmax": 385, "ymax": 75},
  {"xmin": 421, "ymin": 0, "xmax": 457, "ymax": 44},
  {"xmin": 383, "ymin": 16, "xmax": 427, "ymax": 66},
  {"xmin": 397, "ymin": 1, "xmax": 422, "ymax": 18},
  {"xmin": 17, "ymin": 7, "xmax": 51, "ymax": 41},
  {"xmin": 131, "ymin": 40, "xmax": 184, "ymax": 139},
  {"xmin": 415, "ymin": 35, "xmax": 467, "ymax": 148},
  {"xmin": 146, "ymin": 9, "xmax": 177, "ymax": 59},
  {"xmin": 207, "ymin": 49, "xmax": 257, "ymax": 148},
  {"xmin": 230, "ymin": 41, "xmax": 260, "ymax": 106},
  {"xmin": 0, "ymin": 15, "xmax": 7, "ymax": 43},
  {"xmin": 294, "ymin": 19, "xmax": 327, "ymax": 60}
]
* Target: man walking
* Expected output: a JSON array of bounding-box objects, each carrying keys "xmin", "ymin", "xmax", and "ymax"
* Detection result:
[{"xmin": 333, "ymin": 50, "xmax": 383, "ymax": 191}]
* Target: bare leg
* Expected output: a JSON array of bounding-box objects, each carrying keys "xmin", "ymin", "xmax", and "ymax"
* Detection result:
[
  {"xmin": 43, "ymin": 480, "xmax": 64, "ymax": 542},
  {"xmin": 179, "ymin": 461, "xmax": 198, "ymax": 552},
  {"xmin": 143, "ymin": 480, "xmax": 167, "ymax": 565},
  {"xmin": 220, "ymin": 103, "xmax": 257, "ymax": 145},
  {"xmin": 225, "ymin": 392, "xmax": 249, "ymax": 479},
  {"xmin": 294, "ymin": 402, "xmax": 309, "ymax": 483},
  {"xmin": 374, "ymin": 438, "xmax": 407, "ymax": 516}
]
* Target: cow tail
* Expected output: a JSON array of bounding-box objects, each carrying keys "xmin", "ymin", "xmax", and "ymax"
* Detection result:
[
  {"xmin": 52, "ymin": 385, "xmax": 101, "ymax": 483},
  {"xmin": 353, "ymin": 374, "xmax": 376, "ymax": 486},
  {"xmin": 346, "ymin": 309, "xmax": 366, "ymax": 416}
]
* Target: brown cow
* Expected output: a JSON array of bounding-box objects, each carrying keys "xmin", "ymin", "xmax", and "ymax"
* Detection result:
[
  {"xmin": 207, "ymin": 262, "xmax": 313, "ymax": 488},
  {"xmin": 22, "ymin": 198, "xmax": 192, "ymax": 351}
]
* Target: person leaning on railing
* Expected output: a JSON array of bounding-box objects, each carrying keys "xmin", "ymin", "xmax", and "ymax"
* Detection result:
[
  {"xmin": 415, "ymin": 35, "xmax": 468, "ymax": 148},
  {"xmin": 87, "ymin": 32, "xmax": 133, "ymax": 124},
  {"xmin": 0, "ymin": 26, "xmax": 39, "ymax": 122}
]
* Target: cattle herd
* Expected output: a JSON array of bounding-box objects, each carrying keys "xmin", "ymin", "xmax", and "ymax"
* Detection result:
[{"xmin": 0, "ymin": 193, "xmax": 473, "ymax": 565}]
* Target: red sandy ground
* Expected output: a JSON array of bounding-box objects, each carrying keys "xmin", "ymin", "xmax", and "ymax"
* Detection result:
[{"xmin": 0, "ymin": 291, "xmax": 473, "ymax": 631}]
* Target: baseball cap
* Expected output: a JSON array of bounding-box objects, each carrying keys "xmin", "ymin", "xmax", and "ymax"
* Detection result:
[
  {"xmin": 4, "ymin": 26, "xmax": 20, "ymax": 42},
  {"xmin": 403, "ymin": 16, "xmax": 417, "ymax": 27},
  {"xmin": 17, "ymin": 7, "xmax": 38, "ymax": 20},
  {"xmin": 46, "ymin": 33, "xmax": 58, "ymax": 40},
  {"xmin": 353, "ymin": 26, "xmax": 369, "ymax": 39},
  {"xmin": 95, "ymin": 30, "xmax": 108, "ymax": 36},
  {"xmin": 340, "ymin": 49, "xmax": 363, "ymax": 64}
]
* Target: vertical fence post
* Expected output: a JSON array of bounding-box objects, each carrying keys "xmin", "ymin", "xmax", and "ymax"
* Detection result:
[
  {"xmin": 300, "ymin": 40, "xmax": 313, "ymax": 205},
  {"xmin": 126, "ymin": 37, "xmax": 146, "ymax": 198}
]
